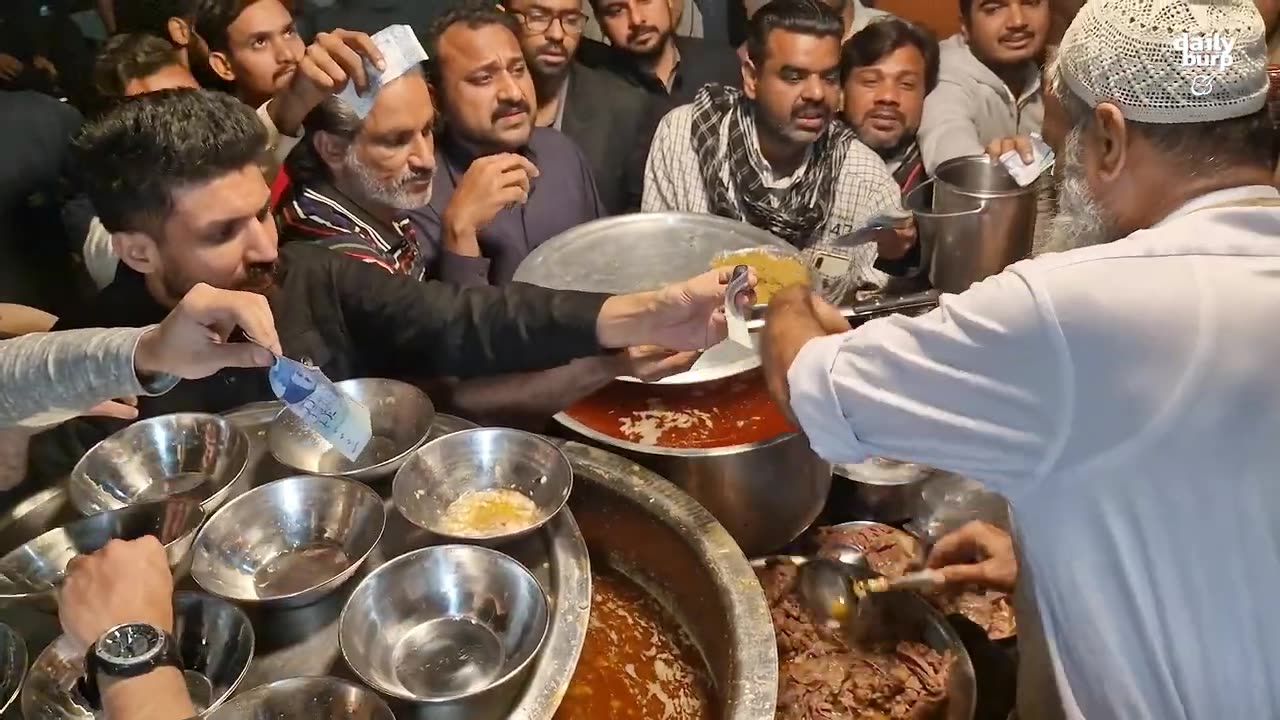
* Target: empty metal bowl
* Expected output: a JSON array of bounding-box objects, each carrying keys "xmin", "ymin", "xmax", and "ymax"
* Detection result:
[
  {"xmin": 191, "ymin": 475, "xmax": 385, "ymax": 607},
  {"xmin": 0, "ymin": 623, "xmax": 26, "ymax": 713},
  {"xmin": 268, "ymin": 378, "xmax": 435, "ymax": 482},
  {"xmin": 339, "ymin": 544, "xmax": 550, "ymax": 706},
  {"xmin": 0, "ymin": 498, "xmax": 205, "ymax": 605},
  {"xmin": 206, "ymin": 677, "xmax": 394, "ymax": 720},
  {"xmin": 392, "ymin": 427, "xmax": 572, "ymax": 545},
  {"xmin": 69, "ymin": 413, "xmax": 251, "ymax": 516},
  {"xmin": 20, "ymin": 591, "xmax": 254, "ymax": 719}
]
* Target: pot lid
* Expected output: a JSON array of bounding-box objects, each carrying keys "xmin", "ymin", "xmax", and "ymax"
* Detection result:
[{"xmin": 513, "ymin": 213, "xmax": 800, "ymax": 385}]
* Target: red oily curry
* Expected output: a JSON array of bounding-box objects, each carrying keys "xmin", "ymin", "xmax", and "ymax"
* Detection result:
[{"xmin": 563, "ymin": 371, "xmax": 795, "ymax": 449}]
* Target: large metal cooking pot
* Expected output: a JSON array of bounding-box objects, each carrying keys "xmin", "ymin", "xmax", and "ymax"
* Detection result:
[
  {"xmin": 907, "ymin": 156, "xmax": 1036, "ymax": 293},
  {"xmin": 555, "ymin": 414, "xmax": 830, "ymax": 557},
  {"xmin": 559, "ymin": 440, "xmax": 777, "ymax": 719}
]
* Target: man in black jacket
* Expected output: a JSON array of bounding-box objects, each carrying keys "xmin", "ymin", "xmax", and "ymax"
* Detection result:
[
  {"xmin": 502, "ymin": 0, "xmax": 658, "ymax": 213},
  {"xmin": 581, "ymin": 0, "xmax": 740, "ymax": 108},
  {"xmin": 27, "ymin": 87, "xmax": 748, "ymax": 483}
]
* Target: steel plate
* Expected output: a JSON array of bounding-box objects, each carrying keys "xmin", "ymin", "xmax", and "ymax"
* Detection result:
[{"xmin": 513, "ymin": 213, "xmax": 798, "ymax": 385}]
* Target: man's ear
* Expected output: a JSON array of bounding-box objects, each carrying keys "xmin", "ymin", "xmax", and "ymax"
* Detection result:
[
  {"xmin": 208, "ymin": 50, "xmax": 236, "ymax": 83},
  {"xmin": 312, "ymin": 131, "xmax": 349, "ymax": 173},
  {"xmin": 167, "ymin": 16, "xmax": 191, "ymax": 47},
  {"xmin": 1092, "ymin": 102, "xmax": 1128, "ymax": 185},
  {"xmin": 742, "ymin": 57, "xmax": 758, "ymax": 100},
  {"xmin": 112, "ymin": 232, "xmax": 161, "ymax": 275}
]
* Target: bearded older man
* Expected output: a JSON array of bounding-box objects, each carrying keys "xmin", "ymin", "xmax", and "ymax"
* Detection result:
[{"xmin": 761, "ymin": 0, "xmax": 1280, "ymax": 717}]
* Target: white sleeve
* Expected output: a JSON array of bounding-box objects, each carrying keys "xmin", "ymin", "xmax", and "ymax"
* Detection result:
[{"xmin": 785, "ymin": 269, "xmax": 1072, "ymax": 495}]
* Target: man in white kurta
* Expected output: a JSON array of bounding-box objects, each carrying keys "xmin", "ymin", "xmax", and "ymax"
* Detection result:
[{"xmin": 762, "ymin": 1, "xmax": 1280, "ymax": 718}]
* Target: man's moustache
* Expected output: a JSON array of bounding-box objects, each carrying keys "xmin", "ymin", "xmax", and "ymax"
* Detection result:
[
  {"xmin": 492, "ymin": 103, "xmax": 530, "ymax": 121},
  {"xmin": 627, "ymin": 25, "xmax": 659, "ymax": 42}
]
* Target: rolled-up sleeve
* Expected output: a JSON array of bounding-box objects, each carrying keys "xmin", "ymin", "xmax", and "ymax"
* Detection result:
[{"xmin": 786, "ymin": 269, "xmax": 1072, "ymax": 494}]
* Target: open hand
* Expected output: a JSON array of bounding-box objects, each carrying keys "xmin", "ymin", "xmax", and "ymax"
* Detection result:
[
  {"xmin": 641, "ymin": 266, "xmax": 757, "ymax": 351},
  {"xmin": 925, "ymin": 521, "xmax": 1018, "ymax": 592}
]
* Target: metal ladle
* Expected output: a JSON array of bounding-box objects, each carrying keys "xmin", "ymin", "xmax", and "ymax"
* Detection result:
[{"xmin": 751, "ymin": 550, "xmax": 947, "ymax": 639}]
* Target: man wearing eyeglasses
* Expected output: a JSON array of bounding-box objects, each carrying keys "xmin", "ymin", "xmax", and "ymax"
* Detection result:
[
  {"xmin": 502, "ymin": 0, "xmax": 659, "ymax": 213},
  {"xmin": 414, "ymin": 2, "xmax": 606, "ymax": 287}
]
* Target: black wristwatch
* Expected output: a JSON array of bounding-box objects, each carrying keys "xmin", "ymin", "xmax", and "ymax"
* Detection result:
[{"xmin": 77, "ymin": 623, "xmax": 184, "ymax": 710}]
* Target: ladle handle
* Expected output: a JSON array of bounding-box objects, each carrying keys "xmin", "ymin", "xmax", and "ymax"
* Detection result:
[{"xmin": 745, "ymin": 289, "xmax": 939, "ymax": 331}]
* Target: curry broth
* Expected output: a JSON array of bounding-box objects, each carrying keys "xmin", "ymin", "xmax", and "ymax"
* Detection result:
[{"xmin": 554, "ymin": 568, "xmax": 715, "ymax": 720}]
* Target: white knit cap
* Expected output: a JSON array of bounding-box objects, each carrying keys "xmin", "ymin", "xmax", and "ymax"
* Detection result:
[{"xmin": 1058, "ymin": 0, "xmax": 1268, "ymax": 124}]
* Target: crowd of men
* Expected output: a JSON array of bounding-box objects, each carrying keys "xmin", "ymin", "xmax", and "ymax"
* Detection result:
[{"xmin": 0, "ymin": 0, "xmax": 1075, "ymax": 487}]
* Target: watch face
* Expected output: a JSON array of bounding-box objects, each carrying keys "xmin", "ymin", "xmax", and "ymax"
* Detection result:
[{"xmin": 97, "ymin": 624, "xmax": 163, "ymax": 667}]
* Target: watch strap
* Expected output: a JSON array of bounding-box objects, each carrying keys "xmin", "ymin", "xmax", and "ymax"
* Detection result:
[{"xmin": 78, "ymin": 629, "xmax": 183, "ymax": 711}]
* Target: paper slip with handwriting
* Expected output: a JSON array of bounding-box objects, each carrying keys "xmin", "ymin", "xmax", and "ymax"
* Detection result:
[
  {"xmin": 337, "ymin": 24, "xmax": 428, "ymax": 119},
  {"xmin": 268, "ymin": 356, "xmax": 372, "ymax": 461}
]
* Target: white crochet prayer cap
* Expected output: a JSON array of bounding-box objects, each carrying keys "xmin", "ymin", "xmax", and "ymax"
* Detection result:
[{"xmin": 1057, "ymin": 0, "xmax": 1268, "ymax": 124}]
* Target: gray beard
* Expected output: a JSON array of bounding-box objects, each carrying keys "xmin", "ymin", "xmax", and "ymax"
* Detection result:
[
  {"xmin": 345, "ymin": 145, "xmax": 434, "ymax": 212},
  {"xmin": 1042, "ymin": 125, "xmax": 1113, "ymax": 255}
]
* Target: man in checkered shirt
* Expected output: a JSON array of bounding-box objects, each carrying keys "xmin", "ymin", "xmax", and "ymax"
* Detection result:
[{"xmin": 642, "ymin": 0, "xmax": 915, "ymax": 293}]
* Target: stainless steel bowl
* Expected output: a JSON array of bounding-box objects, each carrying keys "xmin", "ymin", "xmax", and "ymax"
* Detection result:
[
  {"xmin": 20, "ymin": 591, "xmax": 255, "ymax": 719},
  {"xmin": 0, "ymin": 498, "xmax": 205, "ymax": 606},
  {"xmin": 339, "ymin": 544, "xmax": 550, "ymax": 707},
  {"xmin": 191, "ymin": 476, "xmax": 385, "ymax": 607},
  {"xmin": 268, "ymin": 378, "xmax": 435, "ymax": 482},
  {"xmin": 0, "ymin": 622, "xmax": 26, "ymax": 714},
  {"xmin": 206, "ymin": 677, "xmax": 395, "ymax": 720},
  {"xmin": 392, "ymin": 427, "xmax": 572, "ymax": 545},
  {"xmin": 832, "ymin": 458, "xmax": 934, "ymax": 524},
  {"xmin": 69, "ymin": 413, "xmax": 251, "ymax": 516}
]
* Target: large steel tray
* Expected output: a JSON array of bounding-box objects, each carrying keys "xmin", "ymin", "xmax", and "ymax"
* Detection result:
[
  {"xmin": 512, "ymin": 213, "xmax": 799, "ymax": 385},
  {"xmin": 0, "ymin": 402, "xmax": 590, "ymax": 720}
]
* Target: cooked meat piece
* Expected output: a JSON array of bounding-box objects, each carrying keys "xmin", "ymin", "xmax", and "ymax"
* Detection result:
[
  {"xmin": 931, "ymin": 588, "xmax": 1017, "ymax": 640},
  {"xmin": 758, "ymin": 563, "xmax": 800, "ymax": 606},
  {"xmin": 814, "ymin": 524, "xmax": 921, "ymax": 578}
]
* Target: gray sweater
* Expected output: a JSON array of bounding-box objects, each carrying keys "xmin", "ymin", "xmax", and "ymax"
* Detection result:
[
  {"xmin": 0, "ymin": 326, "xmax": 177, "ymax": 429},
  {"xmin": 919, "ymin": 35, "xmax": 1045, "ymax": 175}
]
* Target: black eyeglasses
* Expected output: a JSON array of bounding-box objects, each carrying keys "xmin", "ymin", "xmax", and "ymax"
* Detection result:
[{"xmin": 514, "ymin": 9, "xmax": 587, "ymax": 34}]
